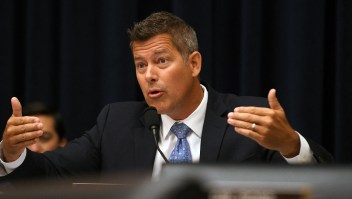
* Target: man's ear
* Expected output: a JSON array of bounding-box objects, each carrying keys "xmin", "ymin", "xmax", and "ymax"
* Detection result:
[{"xmin": 188, "ymin": 51, "xmax": 202, "ymax": 77}]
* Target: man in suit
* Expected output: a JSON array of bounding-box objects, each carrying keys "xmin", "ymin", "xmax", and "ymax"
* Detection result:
[{"xmin": 0, "ymin": 12, "xmax": 333, "ymax": 182}]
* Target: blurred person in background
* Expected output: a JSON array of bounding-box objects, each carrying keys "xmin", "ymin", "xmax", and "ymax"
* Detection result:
[{"xmin": 23, "ymin": 102, "xmax": 67, "ymax": 153}]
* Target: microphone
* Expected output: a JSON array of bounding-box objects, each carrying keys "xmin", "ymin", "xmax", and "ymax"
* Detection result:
[{"xmin": 143, "ymin": 106, "xmax": 169, "ymax": 163}]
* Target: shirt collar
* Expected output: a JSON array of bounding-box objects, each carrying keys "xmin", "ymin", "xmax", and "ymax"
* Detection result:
[{"xmin": 160, "ymin": 84, "xmax": 208, "ymax": 139}]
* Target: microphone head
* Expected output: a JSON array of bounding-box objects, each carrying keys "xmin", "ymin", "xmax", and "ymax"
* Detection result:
[{"xmin": 143, "ymin": 106, "xmax": 161, "ymax": 130}]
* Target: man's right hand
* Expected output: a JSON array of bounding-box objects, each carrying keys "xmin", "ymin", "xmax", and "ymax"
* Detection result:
[{"xmin": 2, "ymin": 97, "xmax": 43, "ymax": 162}]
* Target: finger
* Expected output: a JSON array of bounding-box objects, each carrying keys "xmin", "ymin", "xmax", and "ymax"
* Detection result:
[
  {"xmin": 228, "ymin": 111, "xmax": 263, "ymax": 124},
  {"xmin": 234, "ymin": 107, "xmax": 271, "ymax": 116},
  {"xmin": 268, "ymin": 89, "xmax": 283, "ymax": 111},
  {"xmin": 8, "ymin": 123, "xmax": 43, "ymax": 136},
  {"xmin": 14, "ymin": 139, "xmax": 38, "ymax": 149},
  {"xmin": 234, "ymin": 127, "xmax": 263, "ymax": 142},
  {"xmin": 11, "ymin": 97, "xmax": 22, "ymax": 117},
  {"xmin": 12, "ymin": 130, "xmax": 43, "ymax": 145},
  {"xmin": 7, "ymin": 116, "xmax": 41, "ymax": 126},
  {"xmin": 228, "ymin": 118, "xmax": 260, "ymax": 132}
]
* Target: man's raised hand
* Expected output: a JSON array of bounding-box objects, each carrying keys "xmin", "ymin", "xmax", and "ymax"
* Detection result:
[
  {"xmin": 2, "ymin": 97, "xmax": 43, "ymax": 162},
  {"xmin": 227, "ymin": 89, "xmax": 300, "ymax": 158}
]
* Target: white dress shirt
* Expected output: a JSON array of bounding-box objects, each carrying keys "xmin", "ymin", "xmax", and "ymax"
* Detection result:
[{"xmin": 151, "ymin": 85, "xmax": 208, "ymax": 179}]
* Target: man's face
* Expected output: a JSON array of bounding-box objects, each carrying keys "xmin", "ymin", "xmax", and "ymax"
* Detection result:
[{"xmin": 133, "ymin": 34, "xmax": 202, "ymax": 120}]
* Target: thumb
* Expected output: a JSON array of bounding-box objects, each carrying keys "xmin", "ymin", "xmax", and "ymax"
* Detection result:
[
  {"xmin": 11, "ymin": 97, "xmax": 23, "ymax": 117},
  {"xmin": 268, "ymin": 89, "xmax": 283, "ymax": 110}
]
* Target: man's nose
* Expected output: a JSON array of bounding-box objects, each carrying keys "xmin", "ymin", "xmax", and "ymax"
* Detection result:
[
  {"xmin": 145, "ymin": 65, "xmax": 158, "ymax": 82},
  {"xmin": 28, "ymin": 143, "xmax": 44, "ymax": 153}
]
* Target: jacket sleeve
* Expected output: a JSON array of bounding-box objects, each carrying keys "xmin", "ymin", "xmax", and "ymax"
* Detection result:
[{"xmin": 307, "ymin": 138, "xmax": 334, "ymax": 163}]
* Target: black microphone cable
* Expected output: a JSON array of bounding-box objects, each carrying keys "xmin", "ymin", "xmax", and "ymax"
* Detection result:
[{"xmin": 143, "ymin": 106, "xmax": 169, "ymax": 164}]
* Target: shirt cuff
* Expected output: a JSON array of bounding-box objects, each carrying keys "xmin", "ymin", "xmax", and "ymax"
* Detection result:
[
  {"xmin": 284, "ymin": 132, "xmax": 316, "ymax": 164},
  {"xmin": 0, "ymin": 141, "xmax": 27, "ymax": 175}
]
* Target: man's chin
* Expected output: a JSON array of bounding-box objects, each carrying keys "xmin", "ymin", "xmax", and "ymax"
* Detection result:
[{"xmin": 147, "ymin": 103, "xmax": 167, "ymax": 115}]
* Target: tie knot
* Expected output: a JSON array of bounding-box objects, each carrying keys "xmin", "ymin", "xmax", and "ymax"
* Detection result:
[{"xmin": 170, "ymin": 122, "xmax": 191, "ymax": 139}]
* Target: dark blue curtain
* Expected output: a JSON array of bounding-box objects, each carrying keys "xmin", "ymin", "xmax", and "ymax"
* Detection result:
[{"xmin": 0, "ymin": 0, "xmax": 351, "ymax": 163}]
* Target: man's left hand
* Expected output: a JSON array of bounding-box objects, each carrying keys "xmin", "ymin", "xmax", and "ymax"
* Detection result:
[{"xmin": 227, "ymin": 89, "xmax": 300, "ymax": 158}]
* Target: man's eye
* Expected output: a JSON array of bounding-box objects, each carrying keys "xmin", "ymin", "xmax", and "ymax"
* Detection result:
[
  {"xmin": 39, "ymin": 133, "xmax": 52, "ymax": 142},
  {"xmin": 159, "ymin": 58, "xmax": 167, "ymax": 64},
  {"xmin": 137, "ymin": 63, "xmax": 146, "ymax": 68}
]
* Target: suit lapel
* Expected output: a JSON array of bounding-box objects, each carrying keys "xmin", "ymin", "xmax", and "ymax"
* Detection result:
[{"xmin": 199, "ymin": 84, "xmax": 229, "ymax": 163}]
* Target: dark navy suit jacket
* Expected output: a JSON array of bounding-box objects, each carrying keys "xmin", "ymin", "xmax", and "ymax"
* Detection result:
[{"xmin": 4, "ymin": 84, "xmax": 333, "ymax": 181}]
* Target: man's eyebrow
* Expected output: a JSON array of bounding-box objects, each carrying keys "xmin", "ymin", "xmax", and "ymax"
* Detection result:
[
  {"xmin": 133, "ymin": 49, "xmax": 171, "ymax": 61},
  {"xmin": 153, "ymin": 49, "xmax": 170, "ymax": 55},
  {"xmin": 133, "ymin": 56, "xmax": 144, "ymax": 61}
]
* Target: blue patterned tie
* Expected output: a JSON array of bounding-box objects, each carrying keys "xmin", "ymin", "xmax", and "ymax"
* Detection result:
[{"xmin": 169, "ymin": 122, "xmax": 192, "ymax": 163}]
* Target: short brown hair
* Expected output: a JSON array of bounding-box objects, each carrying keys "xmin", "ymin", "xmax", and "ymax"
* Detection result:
[{"xmin": 128, "ymin": 11, "xmax": 198, "ymax": 60}]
